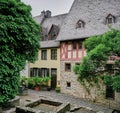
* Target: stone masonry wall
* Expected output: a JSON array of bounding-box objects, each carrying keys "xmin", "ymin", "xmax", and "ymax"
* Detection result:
[
  {"xmin": 60, "ymin": 60, "xmax": 94, "ymax": 99},
  {"xmin": 60, "ymin": 60, "xmax": 120, "ymax": 110}
]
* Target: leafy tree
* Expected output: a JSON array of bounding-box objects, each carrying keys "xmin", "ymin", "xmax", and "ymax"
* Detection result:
[
  {"xmin": 0, "ymin": 0, "xmax": 41, "ymax": 105},
  {"xmin": 74, "ymin": 29, "xmax": 120, "ymax": 92}
]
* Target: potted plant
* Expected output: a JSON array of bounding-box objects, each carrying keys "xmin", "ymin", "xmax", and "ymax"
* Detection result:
[
  {"xmin": 40, "ymin": 76, "xmax": 51, "ymax": 91},
  {"xmin": 28, "ymin": 77, "xmax": 34, "ymax": 89},
  {"xmin": 32, "ymin": 76, "xmax": 42, "ymax": 91}
]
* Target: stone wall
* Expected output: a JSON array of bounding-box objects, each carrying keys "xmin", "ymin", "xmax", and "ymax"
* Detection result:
[
  {"xmin": 60, "ymin": 60, "xmax": 120, "ymax": 110},
  {"xmin": 60, "ymin": 60, "xmax": 91, "ymax": 99}
]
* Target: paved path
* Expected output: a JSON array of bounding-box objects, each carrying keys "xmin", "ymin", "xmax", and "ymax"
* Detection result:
[{"xmin": 19, "ymin": 90, "xmax": 113, "ymax": 113}]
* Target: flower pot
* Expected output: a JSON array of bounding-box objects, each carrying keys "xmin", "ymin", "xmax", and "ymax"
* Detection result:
[{"xmin": 34, "ymin": 86, "xmax": 40, "ymax": 91}]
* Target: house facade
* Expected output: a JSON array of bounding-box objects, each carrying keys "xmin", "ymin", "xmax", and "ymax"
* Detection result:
[
  {"xmin": 30, "ymin": 11, "xmax": 66, "ymax": 89},
  {"xmin": 56, "ymin": 0, "xmax": 120, "ymax": 108},
  {"xmin": 31, "ymin": 0, "xmax": 120, "ymax": 109}
]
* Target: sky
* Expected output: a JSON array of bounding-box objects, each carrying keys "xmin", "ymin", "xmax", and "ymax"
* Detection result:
[{"xmin": 21, "ymin": 0, "xmax": 74, "ymax": 17}]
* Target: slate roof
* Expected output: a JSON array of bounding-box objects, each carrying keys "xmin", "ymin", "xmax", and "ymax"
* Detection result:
[
  {"xmin": 56, "ymin": 0, "xmax": 120, "ymax": 41},
  {"xmin": 34, "ymin": 13, "xmax": 67, "ymax": 48},
  {"xmin": 42, "ymin": 14, "xmax": 67, "ymax": 34},
  {"xmin": 40, "ymin": 40, "xmax": 60, "ymax": 49}
]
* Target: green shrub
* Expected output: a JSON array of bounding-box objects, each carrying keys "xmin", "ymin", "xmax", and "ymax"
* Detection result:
[
  {"xmin": 55, "ymin": 87, "xmax": 60, "ymax": 93},
  {"xmin": 28, "ymin": 76, "xmax": 51, "ymax": 88}
]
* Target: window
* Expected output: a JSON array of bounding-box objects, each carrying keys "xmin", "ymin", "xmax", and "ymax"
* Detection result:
[
  {"xmin": 76, "ymin": 20, "xmax": 85, "ymax": 28},
  {"xmin": 30, "ymin": 68, "xmax": 40, "ymax": 77},
  {"xmin": 67, "ymin": 82, "xmax": 71, "ymax": 88},
  {"xmin": 41, "ymin": 68, "xmax": 49, "ymax": 77},
  {"xmin": 106, "ymin": 86, "xmax": 114, "ymax": 99},
  {"xmin": 51, "ymin": 68, "xmax": 57, "ymax": 76},
  {"xmin": 51, "ymin": 49, "xmax": 57, "ymax": 60},
  {"xmin": 79, "ymin": 41, "xmax": 83, "ymax": 49},
  {"xmin": 73, "ymin": 42, "xmax": 77, "ymax": 49},
  {"xmin": 48, "ymin": 24, "xmax": 59, "ymax": 40},
  {"xmin": 41, "ymin": 50, "xmax": 47, "ymax": 60},
  {"xmin": 106, "ymin": 14, "xmax": 115, "ymax": 24},
  {"xmin": 65, "ymin": 63, "xmax": 71, "ymax": 71}
]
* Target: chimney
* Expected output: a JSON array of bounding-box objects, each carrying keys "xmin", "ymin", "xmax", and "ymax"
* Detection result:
[
  {"xmin": 45, "ymin": 10, "xmax": 51, "ymax": 18},
  {"xmin": 41, "ymin": 10, "xmax": 45, "ymax": 16}
]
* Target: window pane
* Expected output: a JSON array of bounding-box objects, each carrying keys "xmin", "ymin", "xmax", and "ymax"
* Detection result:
[
  {"xmin": 41, "ymin": 68, "xmax": 49, "ymax": 77},
  {"xmin": 51, "ymin": 49, "xmax": 57, "ymax": 60},
  {"xmin": 65, "ymin": 63, "xmax": 71, "ymax": 71},
  {"xmin": 33, "ymin": 68, "xmax": 39, "ymax": 76},
  {"xmin": 41, "ymin": 50, "xmax": 47, "ymax": 60},
  {"xmin": 67, "ymin": 82, "xmax": 71, "ymax": 87}
]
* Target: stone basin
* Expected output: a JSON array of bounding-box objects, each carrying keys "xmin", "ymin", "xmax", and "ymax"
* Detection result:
[{"xmin": 16, "ymin": 98, "xmax": 70, "ymax": 113}]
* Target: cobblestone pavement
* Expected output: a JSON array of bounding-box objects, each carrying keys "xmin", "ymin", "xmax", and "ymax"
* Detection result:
[{"xmin": 19, "ymin": 90, "xmax": 113, "ymax": 113}]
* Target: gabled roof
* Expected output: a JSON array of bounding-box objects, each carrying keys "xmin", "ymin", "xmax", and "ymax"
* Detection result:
[
  {"xmin": 56, "ymin": 0, "xmax": 120, "ymax": 41},
  {"xmin": 34, "ymin": 12, "xmax": 67, "ymax": 48},
  {"xmin": 42, "ymin": 14, "xmax": 67, "ymax": 34}
]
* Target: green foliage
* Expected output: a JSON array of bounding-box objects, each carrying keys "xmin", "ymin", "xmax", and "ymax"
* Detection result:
[
  {"xmin": 55, "ymin": 87, "xmax": 61, "ymax": 93},
  {"xmin": 20, "ymin": 75, "xmax": 28, "ymax": 86},
  {"xmin": 0, "ymin": 0, "xmax": 41, "ymax": 105},
  {"xmin": 103, "ymin": 75, "xmax": 113, "ymax": 86},
  {"xmin": 103, "ymin": 75, "xmax": 120, "ymax": 92},
  {"xmin": 78, "ymin": 57, "xmax": 96, "ymax": 79},
  {"xmin": 20, "ymin": 75, "xmax": 27, "ymax": 82},
  {"xmin": 73, "ymin": 64, "xmax": 80, "ymax": 74},
  {"xmin": 112, "ymin": 75, "xmax": 120, "ymax": 92},
  {"xmin": 74, "ymin": 29, "xmax": 120, "ymax": 92},
  {"xmin": 28, "ymin": 76, "xmax": 51, "ymax": 88}
]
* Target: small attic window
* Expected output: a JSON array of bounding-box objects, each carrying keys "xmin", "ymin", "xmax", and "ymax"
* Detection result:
[
  {"xmin": 106, "ymin": 14, "xmax": 115, "ymax": 24},
  {"xmin": 48, "ymin": 24, "xmax": 59, "ymax": 40},
  {"xmin": 76, "ymin": 20, "xmax": 85, "ymax": 29}
]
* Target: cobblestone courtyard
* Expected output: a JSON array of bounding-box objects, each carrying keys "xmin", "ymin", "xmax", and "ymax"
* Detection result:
[{"xmin": 4, "ymin": 89, "xmax": 113, "ymax": 113}]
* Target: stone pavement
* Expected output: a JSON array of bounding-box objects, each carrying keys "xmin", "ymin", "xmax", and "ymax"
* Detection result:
[{"xmin": 19, "ymin": 90, "xmax": 113, "ymax": 113}]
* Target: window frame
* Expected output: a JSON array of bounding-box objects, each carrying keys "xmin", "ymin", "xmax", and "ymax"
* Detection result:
[
  {"xmin": 65, "ymin": 63, "xmax": 71, "ymax": 72},
  {"xmin": 106, "ymin": 14, "xmax": 115, "ymax": 24},
  {"xmin": 76, "ymin": 20, "xmax": 85, "ymax": 29},
  {"xmin": 41, "ymin": 68, "xmax": 49, "ymax": 77},
  {"xmin": 41, "ymin": 50, "xmax": 47, "ymax": 60},
  {"xmin": 66, "ymin": 82, "xmax": 71, "ymax": 88},
  {"xmin": 51, "ymin": 49, "xmax": 57, "ymax": 60}
]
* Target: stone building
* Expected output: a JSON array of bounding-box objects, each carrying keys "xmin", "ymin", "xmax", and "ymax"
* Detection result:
[
  {"xmin": 56, "ymin": 0, "xmax": 120, "ymax": 108},
  {"xmin": 31, "ymin": 0, "xmax": 120, "ymax": 109}
]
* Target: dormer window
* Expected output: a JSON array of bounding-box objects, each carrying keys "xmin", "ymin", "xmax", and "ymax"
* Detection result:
[
  {"xmin": 76, "ymin": 20, "xmax": 85, "ymax": 28},
  {"xmin": 48, "ymin": 24, "xmax": 59, "ymax": 40},
  {"xmin": 106, "ymin": 14, "xmax": 115, "ymax": 24}
]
